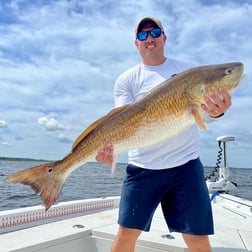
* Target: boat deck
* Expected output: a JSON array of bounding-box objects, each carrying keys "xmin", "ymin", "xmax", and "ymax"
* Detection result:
[{"xmin": 0, "ymin": 194, "xmax": 252, "ymax": 252}]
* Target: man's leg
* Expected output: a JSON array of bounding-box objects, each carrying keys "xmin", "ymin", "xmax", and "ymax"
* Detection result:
[
  {"xmin": 182, "ymin": 234, "xmax": 212, "ymax": 252},
  {"xmin": 111, "ymin": 226, "xmax": 142, "ymax": 252}
]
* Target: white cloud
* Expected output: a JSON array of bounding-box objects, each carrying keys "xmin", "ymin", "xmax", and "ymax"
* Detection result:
[
  {"xmin": 0, "ymin": 120, "xmax": 7, "ymax": 128},
  {"xmin": 38, "ymin": 117, "xmax": 65, "ymax": 131},
  {"xmin": 1, "ymin": 141, "xmax": 12, "ymax": 147},
  {"xmin": 0, "ymin": 0, "xmax": 251, "ymax": 167},
  {"xmin": 58, "ymin": 133, "xmax": 72, "ymax": 144}
]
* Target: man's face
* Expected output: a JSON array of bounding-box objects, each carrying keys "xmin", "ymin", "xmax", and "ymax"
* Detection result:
[{"xmin": 135, "ymin": 22, "xmax": 166, "ymax": 63}]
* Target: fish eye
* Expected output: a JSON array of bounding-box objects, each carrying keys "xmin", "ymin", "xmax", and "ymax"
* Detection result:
[
  {"xmin": 225, "ymin": 68, "xmax": 232, "ymax": 75},
  {"xmin": 47, "ymin": 168, "xmax": 53, "ymax": 173}
]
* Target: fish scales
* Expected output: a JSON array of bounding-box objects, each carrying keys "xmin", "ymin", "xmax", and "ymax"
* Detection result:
[{"xmin": 5, "ymin": 62, "xmax": 245, "ymax": 210}]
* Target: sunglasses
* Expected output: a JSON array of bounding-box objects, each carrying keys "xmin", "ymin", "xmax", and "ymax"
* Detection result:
[{"xmin": 137, "ymin": 28, "xmax": 163, "ymax": 41}]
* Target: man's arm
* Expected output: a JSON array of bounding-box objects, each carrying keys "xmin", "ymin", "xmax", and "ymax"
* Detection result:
[{"xmin": 96, "ymin": 73, "xmax": 133, "ymax": 165}]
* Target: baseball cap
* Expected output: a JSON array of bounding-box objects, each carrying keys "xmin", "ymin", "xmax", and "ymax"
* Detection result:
[{"xmin": 135, "ymin": 17, "xmax": 165, "ymax": 36}]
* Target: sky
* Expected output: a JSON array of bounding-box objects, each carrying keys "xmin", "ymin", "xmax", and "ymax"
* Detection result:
[{"xmin": 0, "ymin": 0, "xmax": 251, "ymax": 168}]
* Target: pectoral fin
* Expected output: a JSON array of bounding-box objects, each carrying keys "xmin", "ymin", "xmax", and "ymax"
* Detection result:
[
  {"xmin": 111, "ymin": 153, "xmax": 119, "ymax": 175},
  {"xmin": 192, "ymin": 108, "xmax": 207, "ymax": 130}
]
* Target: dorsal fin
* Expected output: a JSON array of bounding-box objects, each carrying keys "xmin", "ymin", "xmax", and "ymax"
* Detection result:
[{"xmin": 72, "ymin": 104, "xmax": 130, "ymax": 151}]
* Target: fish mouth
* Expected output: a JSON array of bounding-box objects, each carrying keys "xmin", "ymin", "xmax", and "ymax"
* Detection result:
[{"xmin": 234, "ymin": 74, "xmax": 247, "ymax": 89}]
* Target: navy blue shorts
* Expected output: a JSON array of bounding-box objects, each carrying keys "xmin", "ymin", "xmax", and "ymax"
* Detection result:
[{"xmin": 118, "ymin": 158, "xmax": 214, "ymax": 235}]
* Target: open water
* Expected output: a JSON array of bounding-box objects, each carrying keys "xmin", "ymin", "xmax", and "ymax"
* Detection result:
[{"xmin": 0, "ymin": 160, "xmax": 251, "ymax": 211}]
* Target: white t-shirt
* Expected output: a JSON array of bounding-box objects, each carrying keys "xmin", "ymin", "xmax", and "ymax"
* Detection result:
[{"xmin": 114, "ymin": 58, "xmax": 210, "ymax": 169}]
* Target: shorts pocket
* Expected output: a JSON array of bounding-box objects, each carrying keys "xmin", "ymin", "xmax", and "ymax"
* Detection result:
[{"xmin": 125, "ymin": 164, "xmax": 145, "ymax": 181}]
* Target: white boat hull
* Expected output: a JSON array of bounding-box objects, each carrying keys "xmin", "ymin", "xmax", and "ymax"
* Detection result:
[{"xmin": 1, "ymin": 194, "xmax": 252, "ymax": 252}]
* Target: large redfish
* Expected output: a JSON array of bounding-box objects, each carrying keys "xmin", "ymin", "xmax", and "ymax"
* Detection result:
[{"xmin": 5, "ymin": 62, "xmax": 245, "ymax": 210}]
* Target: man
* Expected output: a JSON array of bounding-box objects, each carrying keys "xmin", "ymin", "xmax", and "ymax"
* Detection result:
[{"xmin": 96, "ymin": 17, "xmax": 231, "ymax": 252}]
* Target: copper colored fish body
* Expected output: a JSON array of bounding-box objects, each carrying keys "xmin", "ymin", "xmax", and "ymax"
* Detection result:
[{"xmin": 5, "ymin": 62, "xmax": 245, "ymax": 210}]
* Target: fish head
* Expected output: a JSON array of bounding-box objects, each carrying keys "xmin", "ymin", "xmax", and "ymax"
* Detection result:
[{"xmin": 185, "ymin": 62, "xmax": 245, "ymax": 105}]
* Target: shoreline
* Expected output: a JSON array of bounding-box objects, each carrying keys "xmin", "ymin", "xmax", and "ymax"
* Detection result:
[{"xmin": 0, "ymin": 157, "xmax": 51, "ymax": 162}]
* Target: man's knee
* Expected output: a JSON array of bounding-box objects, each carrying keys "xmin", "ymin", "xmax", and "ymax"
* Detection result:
[
  {"xmin": 116, "ymin": 226, "xmax": 142, "ymax": 243},
  {"xmin": 111, "ymin": 227, "xmax": 142, "ymax": 252},
  {"xmin": 182, "ymin": 234, "xmax": 212, "ymax": 252}
]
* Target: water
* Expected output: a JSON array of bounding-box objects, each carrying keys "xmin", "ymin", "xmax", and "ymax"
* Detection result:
[{"xmin": 1, "ymin": 160, "xmax": 252, "ymax": 211}]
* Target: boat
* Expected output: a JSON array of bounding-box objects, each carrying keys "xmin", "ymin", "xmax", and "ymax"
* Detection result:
[{"xmin": 1, "ymin": 136, "xmax": 252, "ymax": 252}]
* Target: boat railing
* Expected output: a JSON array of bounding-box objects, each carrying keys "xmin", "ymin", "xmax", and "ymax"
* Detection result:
[{"xmin": 0, "ymin": 196, "xmax": 120, "ymax": 234}]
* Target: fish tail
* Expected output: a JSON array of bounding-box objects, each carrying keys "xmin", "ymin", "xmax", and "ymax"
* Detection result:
[{"xmin": 5, "ymin": 162, "xmax": 64, "ymax": 211}]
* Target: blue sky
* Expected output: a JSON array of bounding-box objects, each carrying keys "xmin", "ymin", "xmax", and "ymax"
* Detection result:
[{"xmin": 0, "ymin": 0, "xmax": 251, "ymax": 168}]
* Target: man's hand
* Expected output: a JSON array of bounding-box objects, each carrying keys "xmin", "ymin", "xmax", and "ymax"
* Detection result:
[
  {"xmin": 95, "ymin": 143, "xmax": 114, "ymax": 166},
  {"xmin": 201, "ymin": 88, "xmax": 232, "ymax": 118}
]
